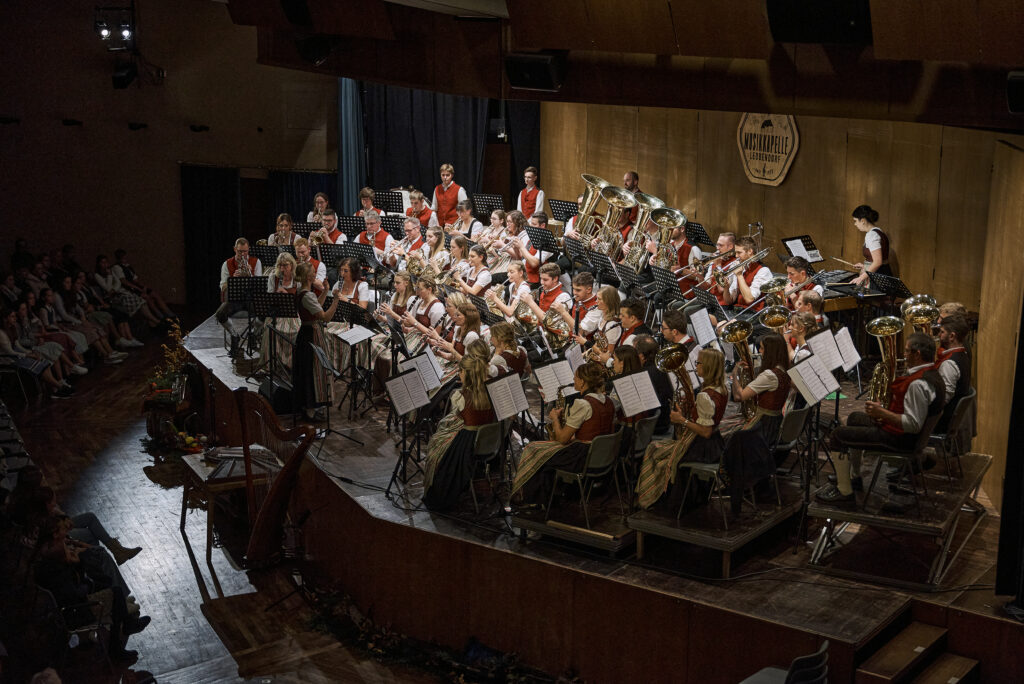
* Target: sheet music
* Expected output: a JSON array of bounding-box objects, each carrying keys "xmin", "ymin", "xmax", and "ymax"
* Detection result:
[
  {"xmin": 425, "ymin": 347, "xmax": 445, "ymax": 382},
  {"xmin": 398, "ymin": 353, "xmax": 441, "ymax": 391},
  {"xmin": 486, "ymin": 374, "xmax": 529, "ymax": 421},
  {"xmin": 534, "ymin": 360, "xmax": 577, "ymax": 400},
  {"xmin": 788, "ymin": 354, "xmax": 839, "ymax": 406},
  {"xmin": 336, "ymin": 325, "xmax": 375, "ymax": 345},
  {"xmin": 612, "ymin": 371, "xmax": 662, "ymax": 418},
  {"xmin": 785, "ymin": 239, "xmax": 810, "ymax": 261},
  {"xmin": 685, "ymin": 344, "xmax": 702, "ymax": 389},
  {"xmin": 806, "ymin": 248, "xmax": 822, "ymax": 262},
  {"xmin": 690, "ymin": 308, "xmax": 717, "ymax": 347},
  {"xmin": 833, "ymin": 327, "xmax": 861, "ymax": 372},
  {"xmin": 806, "ymin": 330, "xmax": 843, "ymax": 371},
  {"xmin": 385, "ymin": 371, "xmax": 430, "ymax": 417},
  {"xmin": 565, "ymin": 343, "xmax": 585, "ymax": 372}
]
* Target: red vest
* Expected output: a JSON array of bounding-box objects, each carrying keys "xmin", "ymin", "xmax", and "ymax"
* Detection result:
[
  {"xmin": 355, "ymin": 206, "xmax": 381, "ymax": 217},
  {"xmin": 307, "ymin": 257, "xmax": 322, "ymax": 275},
  {"xmin": 574, "ymin": 395, "xmax": 615, "ymax": 442},
  {"xmin": 709, "ymin": 257, "xmax": 737, "ymax": 306},
  {"xmin": 616, "ymin": 322, "xmax": 643, "ymax": 349},
  {"xmin": 757, "ymin": 367, "xmax": 791, "ymax": 411},
  {"xmin": 500, "ymin": 348, "xmax": 530, "ymax": 379},
  {"xmin": 786, "ymin": 278, "xmax": 816, "ymax": 310},
  {"xmin": 570, "ymin": 295, "xmax": 598, "ymax": 337},
  {"xmin": 741, "ymin": 263, "xmax": 767, "ymax": 311},
  {"xmin": 433, "ymin": 182, "xmax": 462, "ymax": 225},
  {"xmin": 882, "ymin": 366, "xmax": 943, "ymax": 435},
  {"xmin": 519, "ymin": 187, "xmax": 540, "ymax": 217},
  {"xmin": 675, "ymin": 241, "xmax": 699, "ymax": 298},
  {"xmin": 524, "ymin": 242, "xmax": 541, "ymax": 284},
  {"xmin": 704, "ymin": 388, "xmax": 728, "ymax": 427},
  {"xmin": 414, "ymin": 298, "xmax": 443, "ymax": 328},
  {"xmin": 407, "ymin": 206, "xmax": 434, "ymax": 227},
  {"xmin": 537, "ymin": 284, "xmax": 565, "ymax": 312},
  {"xmin": 358, "ymin": 230, "xmax": 390, "ymax": 251},
  {"xmin": 225, "ymin": 256, "xmax": 259, "ymax": 277},
  {"xmin": 619, "ymin": 223, "xmax": 634, "ymax": 243},
  {"xmin": 326, "ymin": 228, "xmax": 344, "ymax": 244},
  {"xmin": 460, "ymin": 398, "xmax": 496, "ymax": 426},
  {"xmin": 863, "ymin": 228, "xmax": 890, "ymax": 262}
]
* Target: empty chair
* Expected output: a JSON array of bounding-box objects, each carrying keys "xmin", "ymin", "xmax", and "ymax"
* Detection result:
[
  {"xmin": 467, "ymin": 419, "xmax": 511, "ymax": 512},
  {"xmin": 739, "ymin": 640, "xmax": 829, "ymax": 683}
]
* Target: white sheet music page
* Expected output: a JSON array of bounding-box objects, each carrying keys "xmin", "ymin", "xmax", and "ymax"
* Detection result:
[
  {"xmin": 534, "ymin": 362, "xmax": 578, "ymax": 400},
  {"xmin": 385, "ymin": 373, "xmax": 415, "ymax": 416},
  {"xmin": 425, "ymin": 347, "xmax": 444, "ymax": 384},
  {"xmin": 690, "ymin": 308, "xmax": 717, "ymax": 347},
  {"xmin": 685, "ymin": 344, "xmax": 702, "ymax": 389},
  {"xmin": 403, "ymin": 372, "xmax": 430, "ymax": 411},
  {"xmin": 398, "ymin": 353, "xmax": 441, "ymax": 392},
  {"xmin": 337, "ymin": 324, "xmax": 375, "ymax": 345},
  {"xmin": 788, "ymin": 362, "xmax": 826, "ymax": 405},
  {"xmin": 807, "ymin": 330, "xmax": 843, "ymax": 371},
  {"xmin": 612, "ymin": 375, "xmax": 641, "ymax": 418},
  {"xmin": 834, "ymin": 327, "xmax": 861, "ymax": 372},
  {"xmin": 810, "ymin": 353, "xmax": 841, "ymax": 395},
  {"xmin": 785, "ymin": 239, "xmax": 810, "ymax": 261},
  {"xmin": 565, "ymin": 343, "xmax": 585, "ymax": 372},
  {"xmin": 487, "ymin": 375, "xmax": 529, "ymax": 421}
]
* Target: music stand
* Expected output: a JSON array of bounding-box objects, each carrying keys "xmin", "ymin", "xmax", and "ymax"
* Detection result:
[
  {"xmin": 330, "ymin": 300, "xmax": 383, "ymax": 418},
  {"xmin": 781, "ymin": 235, "xmax": 824, "ymax": 263},
  {"xmin": 341, "ymin": 242, "xmax": 383, "ymax": 272},
  {"xmin": 866, "ymin": 271, "xmax": 913, "ymax": 300},
  {"xmin": 465, "ymin": 291, "xmax": 503, "ymax": 327},
  {"xmin": 226, "ymin": 275, "xmax": 268, "ymax": 356},
  {"xmin": 381, "ymin": 215, "xmax": 406, "ymax": 240},
  {"xmin": 336, "ymin": 216, "xmax": 366, "ymax": 241},
  {"xmin": 614, "ymin": 261, "xmax": 640, "ymax": 293},
  {"xmin": 292, "ymin": 222, "xmax": 319, "ymax": 238},
  {"xmin": 252, "ymin": 245, "xmax": 283, "ymax": 268},
  {"xmin": 251, "ymin": 291, "xmax": 297, "ymax": 383},
  {"xmin": 316, "ymin": 243, "xmax": 346, "ymax": 272},
  {"xmin": 650, "ymin": 265, "xmax": 686, "ymax": 304},
  {"xmin": 309, "ymin": 344, "xmax": 364, "ymax": 449},
  {"xmin": 525, "ymin": 225, "xmax": 561, "ymax": 258},
  {"xmin": 563, "ymin": 236, "xmax": 592, "ymax": 270},
  {"xmin": 685, "ymin": 221, "xmax": 713, "ymax": 248},
  {"xmin": 586, "ymin": 250, "xmax": 619, "ymax": 286},
  {"xmin": 548, "ymin": 199, "xmax": 579, "ymax": 223},
  {"xmin": 471, "ymin": 193, "xmax": 505, "ymax": 218},
  {"xmin": 376, "ymin": 191, "xmax": 405, "ymax": 215},
  {"xmin": 691, "ymin": 286, "xmax": 722, "ymax": 319}
]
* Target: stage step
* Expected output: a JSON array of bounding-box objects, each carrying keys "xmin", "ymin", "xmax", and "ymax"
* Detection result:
[
  {"xmin": 855, "ymin": 622, "xmax": 947, "ymax": 683},
  {"xmin": 909, "ymin": 652, "xmax": 979, "ymax": 684}
]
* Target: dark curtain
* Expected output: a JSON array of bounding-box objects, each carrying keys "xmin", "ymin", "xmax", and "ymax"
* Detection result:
[
  {"xmin": 338, "ymin": 78, "xmax": 367, "ymax": 216},
  {"xmin": 267, "ymin": 170, "xmax": 337, "ymax": 227},
  {"xmin": 363, "ymin": 83, "xmax": 489, "ymax": 201},
  {"xmin": 506, "ymin": 100, "xmax": 542, "ymax": 203},
  {"xmin": 180, "ymin": 165, "xmax": 240, "ymax": 314}
]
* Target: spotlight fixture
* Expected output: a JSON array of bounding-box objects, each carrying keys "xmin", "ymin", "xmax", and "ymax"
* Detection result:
[
  {"xmin": 95, "ymin": 3, "xmax": 135, "ymax": 52},
  {"xmin": 95, "ymin": 20, "xmax": 110, "ymax": 39},
  {"xmin": 120, "ymin": 23, "xmax": 131, "ymax": 40}
]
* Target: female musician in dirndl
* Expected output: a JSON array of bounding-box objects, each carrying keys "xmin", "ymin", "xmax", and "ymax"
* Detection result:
[
  {"xmin": 850, "ymin": 204, "xmax": 893, "ymax": 287},
  {"xmin": 293, "ymin": 262, "xmax": 339, "ymax": 420},
  {"xmin": 455, "ymin": 245, "xmax": 492, "ymax": 297}
]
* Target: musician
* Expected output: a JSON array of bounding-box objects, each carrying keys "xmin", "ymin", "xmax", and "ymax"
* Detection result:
[
  {"xmin": 934, "ymin": 313, "xmax": 971, "ymax": 432},
  {"xmin": 319, "ymin": 209, "xmax": 347, "ymax": 244},
  {"xmin": 485, "ymin": 261, "xmax": 531, "ymax": 323},
  {"xmin": 795, "ymin": 289, "xmax": 827, "ymax": 328},
  {"xmin": 267, "ymin": 213, "xmax": 297, "ymax": 246},
  {"xmin": 507, "ymin": 212, "xmax": 557, "ymax": 286},
  {"xmin": 331, "ymin": 257, "xmax": 370, "ymax": 310},
  {"xmin": 490, "ymin": 321, "xmax": 531, "ymax": 380},
  {"xmin": 729, "ymin": 237, "xmax": 772, "ymax": 309},
  {"xmin": 293, "ymin": 238, "xmax": 327, "ymax": 294},
  {"xmin": 433, "ymin": 303, "xmax": 483, "ymax": 361},
  {"xmin": 623, "ymin": 170, "xmax": 641, "ymax": 225},
  {"xmin": 660, "ymin": 309, "xmax": 694, "ymax": 348},
  {"xmin": 621, "ymin": 213, "xmax": 659, "ymax": 268},
  {"xmin": 308, "ymin": 192, "xmax": 331, "ymax": 222},
  {"xmin": 356, "ymin": 211, "xmax": 393, "ymax": 261},
  {"xmin": 703, "ymin": 232, "xmax": 737, "ymax": 308},
  {"xmin": 400, "ymin": 276, "xmax": 446, "ymax": 352},
  {"xmin": 431, "ymin": 163, "xmax": 468, "ymax": 226},
  {"xmin": 563, "ymin": 194, "xmax": 584, "ymax": 235},
  {"xmin": 517, "ymin": 166, "xmax": 545, "ymax": 217},
  {"xmin": 449, "ymin": 200, "xmax": 483, "ymax": 240},
  {"xmin": 266, "ymin": 252, "xmax": 297, "ymax": 293},
  {"xmin": 936, "ymin": 301, "xmax": 967, "ymax": 326},
  {"xmin": 422, "ymin": 355, "xmax": 496, "ymax": 511},
  {"xmin": 636, "ymin": 334, "xmax": 676, "ymax": 437},
  {"xmin": 455, "ymin": 245, "xmax": 492, "ymax": 297},
  {"xmin": 511, "ymin": 361, "xmax": 615, "ymax": 504},
  {"xmin": 850, "ymin": 204, "xmax": 893, "ymax": 287},
  {"xmin": 478, "ymin": 209, "xmax": 507, "ymax": 247},
  {"xmin": 818, "ymin": 332, "xmax": 945, "ymax": 504},
  {"xmin": 216, "ymin": 238, "xmax": 262, "ymax": 329},
  {"xmin": 387, "ymin": 217, "xmax": 425, "ymax": 270},
  {"xmin": 551, "ymin": 272, "xmax": 600, "ymax": 341},
  {"xmin": 614, "ymin": 209, "xmax": 634, "ymax": 248},
  {"xmin": 354, "ymin": 187, "xmax": 380, "ymax": 217},
  {"xmin": 616, "ymin": 298, "xmax": 652, "ymax": 349},
  {"xmin": 370, "ymin": 270, "xmax": 416, "ymax": 387},
  {"xmin": 580, "ymin": 285, "xmax": 622, "ymax": 350},
  {"xmin": 636, "ymin": 347, "xmax": 728, "ymax": 510},
  {"xmin": 784, "ymin": 256, "xmax": 823, "ymax": 309},
  {"xmin": 520, "ymin": 263, "xmax": 571, "ymax": 323},
  {"xmin": 786, "ymin": 312, "xmax": 817, "ymax": 365},
  {"xmin": 448, "ymin": 235, "xmax": 471, "ymax": 279},
  {"xmin": 410, "ymin": 225, "xmax": 449, "ymax": 275},
  {"xmin": 293, "ymin": 262, "xmax": 339, "ymax": 421},
  {"xmin": 406, "ymin": 190, "xmax": 439, "ymax": 228}
]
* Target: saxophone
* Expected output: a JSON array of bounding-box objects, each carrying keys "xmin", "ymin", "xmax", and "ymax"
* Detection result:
[{"xmin": 547, "ymin": 384, "xmax": 568, "ymax": 440}]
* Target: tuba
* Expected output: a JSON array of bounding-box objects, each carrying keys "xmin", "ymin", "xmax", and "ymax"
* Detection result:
[
  {"xmin": 901, "ymin": 294, "xmax": 939, "ymax": 335},
  {"xmin": 649, "ymin": 207, "xmax": 688, "ymax": 270},
  {"xmin": 623, "ymin": 192, "xmax": 665, "ymax": 271},
  {"xmin": 575, "ymin": 174, "xmax": 611, "ymax": 240},
  {"xmin": 758, "ymin": 305, "xmax": 790, "ymax": 334},
  {"xmin": 866, "ymin": 315, "xmax": 905, "ymax": 406},
  {"xmin": 593, "ymin": 185, "xmax": 637, "ymax": 260},
  {"xmin": 720, "ymin": 319, "xmax": 758, "ymax": 420},
  {"xmin": 656, "ymin": 342, "xmax": 697, "ymax": 439}
]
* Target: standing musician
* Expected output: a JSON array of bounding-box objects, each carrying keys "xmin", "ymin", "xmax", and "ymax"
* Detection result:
[
  {"xmin": 406, "ymin": 190, "xmax": 440, "ymax": 228},
  {"xmin": 636, "ymin": 347, "xmax": 728, "ymax": 510},
  {"xmin": 623, "ymin": 171, "xmax": 641, "ymax": 225},
  {"xmin": 431, "ymin": 163, "xmax": 468, "ymax": 226},
  {"xmin": 216, "ymin": 238, "xmax": 262, "ymax": 330},
  {"xmin": 292, "ymin": 262, "xmax": 339, "ymax": 422},
  {"xmin": 784, "ymin": 256, "xmax": 823, "ymax": 309},
  {"xmin": 331, "ymin": 257, "xmax": 370, "ymax": 310},
  {"xmin": 354, "ymin": 187, "xmax": 380, "ymax": 217},
  {"xmin": 729, "ymin": 236, "xmax": 772, "ymax": 309},
  {"xmin": 308, "ymin": 192, "xmax": 331, "ymax": 222},
  {"xmin": 485, "ymin": 261, "xmax": 531, "ymax": 324},
  {"xmin": 356, "ymin": 211, "xmax": 393, "ymax": 261},
  {"xmin": 934, "ymin": 313, "xmax": 971, "ymax": 432},
  {"xmin": 550, "ymin": 272, "xmax": 601, "ymax": 342},
  {"xmin": 386, "ymin": 217, "xmax": 425, "ymax": 270},
  {"xmin": 293, "ymin": 238, "xmax": 327, "ymax": 294},
  {"xmin": 447, "ymin": 200, "xmax": 483, "ymax": 240},
  {"xmin": 517, "ymin": 166, "xmax": 545, "ymax": 218},
  {"xmin": 818, "ymin": 332, "xmax": 945, "ymax": 504},
  {"xmin": 267, "ymin": 213, "xmax": 297, "ymax": 246},
  {"xmin": 519, "ymin": 263, "xmax": 572, "ymax": 323},
  {"xmin": 489, "ymin": 321, "xmax": 531, "ymax": 380},
  {"xmin": 266, "ymin": 252, "xmax": 297, "ymax": 293},
  {"xmin": 317, "ymin": 210, "xmax": 347, "ymax": 244},
  {"xmin": 850, "ymin": 204, "xmax": 893, "ymax": 287},
  {"xmin": 454, "ymin": 245, "xmax": 492, "ymax": 297}
]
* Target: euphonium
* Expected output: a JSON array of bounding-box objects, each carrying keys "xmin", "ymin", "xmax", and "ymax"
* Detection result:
[
  {"xmin": 656, "ymin": 342, "xmax": 697, "ymax": 439},
  {"xmin": 407, "ymin": 252, "xmax": 425, "ymax": 277},
  {"xmin": 575, "ymin": 174, "xmax": 611, "ymax": 239},
  {"xmin": 866, "ymin": 315, "xmax": 905, "ymax": 406},
  {"xmin": 623, "ymin": 192, "xmax": 665, "ymax": 271},
  {"xmin": 720, "ymin": 319, "xmax": 758, "ymax": 420},
  {"xmin": 649, "ymin": 207, "xmax": 688, "ymax": 270},
  {"xmin": 547, "ymin": 384, "xmax": 568, "ymax": 440},
  {"xmin": 758, "ymin": 305, "xmax": 790, "ymax": 334},
  {"xmin": 901, "ymin": 294, "xmax": 939, "ymax": 335},
  {"xmin": 593, "ymin": 185, "xmax": 636, "ymax": 260}
]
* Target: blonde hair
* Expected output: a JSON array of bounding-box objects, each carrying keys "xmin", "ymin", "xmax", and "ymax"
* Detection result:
[
  {"xmin": 294, "ymin": 237, "xmax": 309, "ymax": 249},
  {"xmin": 789, "ymin": 311, "xmax": 817, "ymax": 336},
  {"xmin": 939, "ymin": 301, "xmax": 966, "ymax": 317},
  {"xmin": 599, "ymin": 285, "xmax": 620, "ymax": 319},
  {"xmin": 409, "ymin": 190, "xmax": 426, "ymax": 203},
  {"xmin": 392, "ymin": 271, "xmax": 413, "ymax": 308},
  {"xmin": 426, "ymin": 226, "xmax": 446, "ymax": 259},
  {"xmin": 698, "ymin": 348, "xmax": 726, "ymax": 393},
  {"xmin": 295, "ymin": 262, "xmax": 314, "ymax": 289},
  {"xmin": 459, "ymin": 355, "xmax": 492, "ymax": 410},
  {"xmin": 440, "ymin": 163, "xmax": 454, "ymax": 175},
  {"xmin": 273, "ymin": 252, "xmax": 296, "ymax": 278},
  {"xmin": 507, "ymin": 261, "xmax": 525, "ymax": 278},
  {"xmin": 489, "ymin": 321, "xmax": 515, "ymax": 349}
]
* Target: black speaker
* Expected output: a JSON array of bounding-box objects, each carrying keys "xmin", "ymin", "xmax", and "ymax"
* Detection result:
[
  {"xmin": 259, "ymin": 377, "xmax": 293, "ymax": 414},
  {"xmin": 1008, "ymin": 72, "xmax": 1024, "ymax": 114},
  {"xmin": 504, "ymin": 52, "xmax": 567, "ymax": 92},
  {"xmin": 767, "ymin": 0, "xmax": 873, "ymax": 45}
]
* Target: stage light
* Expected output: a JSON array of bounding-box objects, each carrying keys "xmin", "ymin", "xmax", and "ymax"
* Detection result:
[
  {"xmin": 121, "ymin": 23, "xmax": 131, "ymax": 40},
  {"xmin": 96, "ymin": 20, "xmax": 110, "ymax": 39}
]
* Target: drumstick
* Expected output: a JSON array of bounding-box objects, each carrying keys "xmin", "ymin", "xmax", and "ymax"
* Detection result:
[{"xmin": 830, "ymin": 256, "xmax": 861, "ymax": 271}]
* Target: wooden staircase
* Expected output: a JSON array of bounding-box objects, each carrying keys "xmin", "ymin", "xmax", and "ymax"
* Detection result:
[{"xmin": 855, "ymin": 621, "xmax": 979, "ymax": 683}]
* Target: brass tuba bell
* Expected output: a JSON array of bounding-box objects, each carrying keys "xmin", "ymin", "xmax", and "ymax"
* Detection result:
[
  {"xmin": 901, "ymin": 294, "xmax": 939, "ymax": 335},
  {"xmin": 575, "ymin": 174, "xmax": 611, "ymax": 239},
  {"xmin": 865, "ymin": 315, "xmax": 905, "ymax": 406}
]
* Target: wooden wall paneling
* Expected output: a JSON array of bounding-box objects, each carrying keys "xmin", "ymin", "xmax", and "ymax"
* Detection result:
[
  {"xmin": 869, "ymin": 1, "xmax": 982, "ymax": 64},
  {"xmin": 661, "ymin": 108, "xmax": 701, "ymax": 216},
  {"xmin": 933, "ymin": 127, "xmax": 995, "ymax": 311},
  {"xmin": 761, "ymin": 115, "xmax": 849, "ymax": 266},
  {"xmin": 584, "ymin": 0, "xmax": 678, "ymax": 55},
  {"xmin": 583, "ymin": 105, "xmax": 640, "ymax": 190},
  {"xmin": 668, "ymin": 0, "xmax": 773, "ymax": 59},
  {"xmin": 539, "ymin": 102, "xmax": 589, "ymax": 209},
  {"xmin": 507, "ymin": 0, "xmax": 594, "ymax": 51},
  {"xmin": 695, "ymin": 110, "xmax": 765, "ymax": 234},
  {"xmin": 842, "ymin": 120, "xmax": 893, "ymax": 264},
  {"xmin": 883, "ymin": 122, "xmax": 943, "ymax": 294},
  {"xmin": 634, "ymin": 107, "xmax": 671, "ymax": 201},
  {"xmin": 975, "ymin": 140, "xmax": 1024, "ymax": 511}
]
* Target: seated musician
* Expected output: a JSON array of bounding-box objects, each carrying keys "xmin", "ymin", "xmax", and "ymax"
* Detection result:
[
  {"xmin": 636, "ymin": 334, "xmax": 676, "ymax": 437},
  {"xmin": 794, "ymin": 289, "xmax": 827, "ymax": 328},
  {"xmin": 387, "ymin": 217, "xmax": 425, "ymax": 270},
  {"xmin": 485, "ymin": 261, "xmax": 531, "ymax": 323},
  {"xmin": 495, "ymin": 211, "xmax": 535, "ymax": 283},
  {"xmin": 330, "ymin": 257, "xmax": 370, "ymax": 310},
  {"xmin": 454, "ymin": 245, "xmax": 492, "ymax": 297},
  {"xmin": 849, "ymin": 204, "xmax": 893, "ymax": 287},
  {"xmin": 354, "ymin": 187, "xmax": 380, "ymax": 217},
  {"xmin": 309, "ymin": 192, "xmax": 331, "ymax": 222},
  {"xmin": 508, "ymin": 212, "xmax": 560, "ymax": 286},
  {"xmin": 660, "ymin": 309, "xmax": 694, "ymax": 348},
  {"xmin": 784, "ymin": 256, "xmax": 823, "ymax": 309},
  {"xmin": 786, "ymin": 311, "xmax": 817, "ymax": 365},
  {"xmin": 517, "ymin": 166, "xmax": 545, "ymax": 218},
  {"xmin": 936, "ymin": 301, "xmax": 967, "ymax": 326},
  {"xmin": 511, "ymin": 361, "xmax": 614, "ymax": 504},
  {"xmin": 818, "ymin": 332, "xmax": 946, "ymax": 505},
  {"xmin": 563, "ymin": 194, "xmax": 585, "ymax": 237},
  {"xmin": 478, "ymin": 209, "xmax": 507, "ymax": 247},
  {"xmin": 293, "ymin": 238, "xmax": 327, "ymax": 294},
  {"xmin": 520, "ymin": 263, "xmax": 572, "ymax": 323},
  {"xmin": 683, "ymin": 233, "xmax": 736, "ymax": 317},
  {"xmin": 620, "ymin": 214, "xmax": 658, "ymax": 267},
  {"xmin": 934, "ymin": 313, "xmax": 971, "ymax": 433},
  {"xmin": 431, "ymin": 163, "xmax": 468, "ymax": 227},
  {"xmin": 399, "ymin": 276, "xmax": 446, "ymax": 353},
  {"xmin": 406, "ymin": 190, "xmax": 440, "ymax": 228},
  {"xmin": 371, "ymin": 270, "xmax": 416, "ymax": 392},
  {"xmin": 550, "ymin": 272, "xmax": 600, "ymax": 343},
  {"xmin": 724, "ymin": 332, "xmax": 792, "ymax": 514},
  {"xmin": 489, "ymin": 321, "xmax": 531, "ymax": 380},
  {"xmin": 447, "ymin": 235, "xmax": 471, "ymax": 278},
  {"xmin": 610, "ymin": 345, "xmax": 646, "ymax": 460},
  {"xmin": 292, "ymin": 262, "xmax": 339, "ymax": 421},
  {"xmin": 594, "ymin": 297, "xmax": 650, "ymax": 368},
  {"xmin": 318, "ymin": 209, "xmax": 347, "ymax": 244},
  {"xmin": 415, "ymin": 226, "xmax": 449, "ymax": 274},
  {"xmin": 584, "ymin": 285, "xmax": 622, "ymax": 352},
  {"xmin": 449, "ymin": 200, "xmax": 483, "ymax": 240},
  {"xmin": 729, "ymin": 237, "xmax": 772, "ymax": 309},
  {"xmin": 215, "ymin": 238, "xmax": 262, "ymax": 330},
  {"xmin": 636, "ymin": 347, "xmax": 728, "ymax": 510},
  {"xmin": 432, "ymin": 302, "xmax": 483, "ymax": 363},
  {"xmin": 422, "ymin": 355, "xmax": 496, "ymax": 511},
  {"xmin": 266, "ymin": 252, "xmax": 297, "ymax": 293},
  {"xmin": 267, "ymin": 213, "xmax": 297, "ymax": 246},
  {"xmin": 356, "ymin": 210, "xmax": 393, "ymax": 263}
]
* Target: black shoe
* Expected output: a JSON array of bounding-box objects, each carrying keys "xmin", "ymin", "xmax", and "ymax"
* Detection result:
[
  {"xmin": 125, "ymin": 615, "xmax": 151, "ymax": 636},
  {"xmin": 826, "ymin": 474, "xmax": 863, "ymax": 491},
  {"xmin": 815, "ymin": 485, "xmax": 855, "ymax": 505}
]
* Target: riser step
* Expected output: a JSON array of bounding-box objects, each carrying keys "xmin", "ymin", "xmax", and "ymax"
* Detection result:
[{"xmin": 856, "ymin": 622, "xmax": 947, "ymax": 683}]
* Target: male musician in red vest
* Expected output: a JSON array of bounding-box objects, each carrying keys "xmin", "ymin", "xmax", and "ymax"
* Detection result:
[
  {"xmin": 934, "ymin": 313, "xmax": 971, "ymax": 432},
  {"xmin": 784, "ymin": 256, "xmax": 823, "ymax": 309},
  {"xmin": 406, "ymin": 190, "xmax": 439, "ymax": 228},
  {"xmin": 818, "ymin": 332, "xmax": 945, "ymax": 505},
  {"xmin": 660, "ymin": 309, "xmax": 695, "ymax": 349},
  {"xmin": 520, "ymin": 263, "xmax": 572, "ymax": 324},
  {"xmin": 516, "ymin": 166, "xmax": 545, "ymax": 217},
  {"xmin": 431, "ymin": 163, "xmax": 467, "ymax": 226},
  {"xmin": 671, "ymin": 226, "xmax": 704, "ymax": 298},
  {"xmin": 293, "ymin": 238, "xmax": 327, "ymax": 294},
  {"xmin": 623, "ymin": 170, "xmax": 641, "ymax": 225},
  {"xmin": 551, "ymin": 271, "xmax": 600, "ymax": 342},
  {"xmin": 388, "ymin": 217, "xmax": 426, "ymax": 270},
  {"xmin": 613, "ymin": 298, "xmax": 652, "ymax": 351},
  {"xmin": 701, "ymin": 232, "xmax": 737, "ymax": 308},
  {"xmin": 635, "ymin": 334, "xmax": 676, "ymax": 435},
  {"xmin": 356, "ymin": 211, "xmax": 394, "ymax": 262},
  {"xmin": 319, "ymin": 209, "xmax": 346, "ymax": 244},
  {"xmin": 216, "ymin": 238, "xmax": 263, "ymax": 329},
  {"xmin": 354, "ymin": 187, "xmax": 381, "ymax": 217},
  {"xmin": 729, "ymin": 236, "xmax": 772, "ymax": 310}
]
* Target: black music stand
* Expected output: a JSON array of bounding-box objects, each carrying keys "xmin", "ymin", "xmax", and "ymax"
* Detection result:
[
  {"xmin": 465, "ymin": 291, "xmax": 503, "ymax": 327},
  {"xmin": 471, "ymin": 193, "xmax": 505, "ymax": 218},
  {"xmin": 691, "ymin": 286, "xmax": 723, "ymax": 320},
  {"xmin": 381, "ymin": 215, "xmax": 406, "ymax": 240},
  {"xmin": 650, "ymin": 265, "xmax": 686, "ymax": 305},
  {"xmin": 383, "ymin": 369, "xmax": 430, "ymax": 498},
  {"xmin": 525, "ymin": 225, "xmax": 561, "ymax": 258},
  {"xmin": 330, "ymin": 300, "xmax": 383, "ymax": 418},
  {"xmin": 781, "ymin": 235, "xmax": 824, "ymax": 263},
  {"xmin": 382, "ymin": 316, "xmax": 413, "ymax": 434},
  {"xmin": 586, "ymin": 250, "xmax": 619, "ymax": 287},
  {"xmin": 292, "ymin": 222, "xmax": 319, "ymax": 238},
  {"xmin": 685, "ymin": 221, "xmax": 713, "ymax": 248},
  {"xmin": 251, "ymin": 291, "xmax": 297, "ymax": 383},
  {"xmin": 563, "ymin": 236, "xmax": 592, "ymax": 271},
  {"xmin": 253, "ymin": 245, "xmax": 294, "ymax": 269},
  {"xmin": 336, "ymin": 216, "xmax": 366, "ymax": 241},
  {"xmin": 309, "ymin": 343, "xmax": 364, "ymax": 450},
  {"xmin": 315, "ymin": 243, "xmax": 346, "ymax": 271},
  {"xmin": 376, "ymin": 191, "xmax": 405, "ymax": 215},
  {"xmin": 225, "ymin": 275, "xmax": 268, "ymax": 356},
  {"xmin": 341, "ymin": 241, "xmax": 383, "ymax": 271},
  {"xmin": 614, "ymin": 261, "xmax": 640, "ymax": 293},
  {"xmin": 866, "ymin": 271, "xmax": 913, "ymax": 300},
  {"xmin": 548, "ymin": 199, "xmax": 579, "ymax": 223}
]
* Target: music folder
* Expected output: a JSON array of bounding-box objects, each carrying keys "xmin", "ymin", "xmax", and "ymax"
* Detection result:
[
  {"xmin": 533, "ymin": 359, "xmax": 577, "ymax": 401},
  {"xmin": 611, "ymin": 370, "xmax": 662, "ymax": 418},
  {"xmin": 398, "ymin": 351, "xmax": 443, "ymax": 392},
  {"xmin": 690, "ymin": 307, "xmax": 718, "ymax": 347},
  {"xmin": 486, "ymin": 373, "xmax": 530, "ymax": 421},
  {"xmin": 385, "ymin": 368, "xmax": 430, "ymax": 417},
  {"xmin": 788, "ymin": 355, "xmax": 840, "ymax": 406},
  {"xmin": 806, "ymin": 330, "xmax": 844, "ymax": 371}
]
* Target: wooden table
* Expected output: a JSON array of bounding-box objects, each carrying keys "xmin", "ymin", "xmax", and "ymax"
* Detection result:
[{"xmin": 179, "ymin": 452, "xmax": 265, "ymax": 562}]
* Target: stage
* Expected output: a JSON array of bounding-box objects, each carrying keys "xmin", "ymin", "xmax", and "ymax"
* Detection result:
[{"xmin": 183, "ymin": 315, "xmax": 1023, "ymax": 683}]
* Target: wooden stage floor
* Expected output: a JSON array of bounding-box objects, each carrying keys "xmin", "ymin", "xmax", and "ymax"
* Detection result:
[{"xmin": 180, "ymin": 315, "xmax": 1018, "ymax": 682}]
